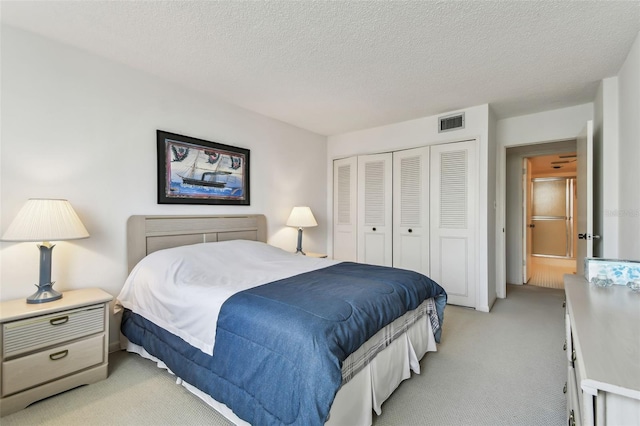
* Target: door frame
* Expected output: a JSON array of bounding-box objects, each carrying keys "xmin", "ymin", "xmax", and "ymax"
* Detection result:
[
  {"xmin": 576, "ymin": 120, "xmax": 594, "ymax": 273},
  {"xmin": 522, "ymin": 157, "xmax": 533, "ymax": 284}
]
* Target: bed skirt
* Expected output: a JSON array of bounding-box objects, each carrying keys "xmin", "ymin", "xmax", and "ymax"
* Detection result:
[{"xmin": 121, "ymin": 298, "xmax": 437, "ymax": 426}]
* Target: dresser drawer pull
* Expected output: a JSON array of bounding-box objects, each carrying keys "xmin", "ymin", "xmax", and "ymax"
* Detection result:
[
  {"xmin": 571, "ymin": 350, "xmax": 576, "ymax": 362},
  {"xmin": 563, "ymin": 340, "xmax": 567, "ymax": 351},
  {"xmin": 49, "ymin": 350, "xmax": 69, "ymax": 361},
  {"xmin": 49, "ymin": 316, "xmax": 69, "ymax": 326},
  {"xmin": 568, "ymin": 409, "xmax": 575, "ymax": 426},
  {"xmin": 563, "ymin": 382, "xmax": 567, "ymax": 394},
  {"xmin": 563, "ymin": 300, "xmax": 566, "ymax": 308}
]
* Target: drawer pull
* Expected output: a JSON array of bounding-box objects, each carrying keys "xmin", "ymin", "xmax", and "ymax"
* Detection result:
[
  {"xmin": 571, "ymin": 350, "xmax": 576, "ymax": 362},
  {"xmin": 568, "ymin": 409, "xmax": 575, "ymax": 426},
  {"xmin": 49, "ymin": 350, "xmax": 69, "ymax": 361},
  {"xmin": 563, "ymin": 300, "xmax": 566, "ymax": 308},
  {"xmin": 563, "ymin": 382, "xmax": 567, "ymax": 394},
  {"xmin": 563, "ymin": 340, "xmax": 567, "ymax": 351},
  {"xmin": 49, "ymin": 316, "xmax": 69, "ymax": 326}
]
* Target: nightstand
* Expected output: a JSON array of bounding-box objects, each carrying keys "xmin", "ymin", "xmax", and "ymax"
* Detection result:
[
  {"xmin": 305, "ymin": 252, "xmax": 328, "ymax": 258},
  {"xmin": 0, "ymin": 288, "xmax": 112, "ymax": 417}
]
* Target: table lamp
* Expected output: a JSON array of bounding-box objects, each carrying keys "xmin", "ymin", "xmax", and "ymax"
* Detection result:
[
  {"xmin": 2, "ymin": 199, "xmax": 90, "ymax": 304},
  {"xmin": 286, "ymin": 206, "xmax": 317, "ymax": 255}
]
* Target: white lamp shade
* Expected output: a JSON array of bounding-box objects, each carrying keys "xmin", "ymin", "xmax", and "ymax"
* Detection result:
[
  {"xmin": 2, "ymin": 199, "xmax": 90, "ymax": 242},
  {"xmin": 286, "ymin": 206, "xmax": 318, "ymax": 228}
]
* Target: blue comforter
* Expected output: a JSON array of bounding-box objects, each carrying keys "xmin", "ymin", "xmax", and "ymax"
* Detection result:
[{"xmin": 121, "ymin": 262, "xmax": 446, "ymax": 425}]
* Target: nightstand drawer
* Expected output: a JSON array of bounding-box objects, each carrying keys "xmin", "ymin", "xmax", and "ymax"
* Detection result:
[
  {"xmin": 3, "ymin": 304, "xmax": 105, "ymax": 359},
  {"xmin": 2, "ymin": 334, "xmax": 105, "ymax": 396}
]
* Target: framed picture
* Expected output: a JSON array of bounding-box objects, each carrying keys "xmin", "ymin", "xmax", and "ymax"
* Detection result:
[{"xmin": 157, "ymin": 130, "xmax": 250, "ymax": 205}]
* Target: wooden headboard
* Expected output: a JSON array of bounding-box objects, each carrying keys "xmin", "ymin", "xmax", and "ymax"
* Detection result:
[{"xmin": 126, "ymin": 215, "xmax": 267, "ymax": 272}]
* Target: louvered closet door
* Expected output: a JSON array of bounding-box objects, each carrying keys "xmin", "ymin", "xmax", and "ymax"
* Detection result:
[
  {"xmin": 430, "ymin": 140, "xmax": 477, "ymax": 308},
  {"xmin": 357, "ymin": 153, "xmax": 392, "ymax": 266},
  {"xmin": 333, "ymin": 156, "xmax": 358, "ymax": 261},
  {"xmin": 393, "ymin": 147, "xmax": 429, "ymax": 275}
]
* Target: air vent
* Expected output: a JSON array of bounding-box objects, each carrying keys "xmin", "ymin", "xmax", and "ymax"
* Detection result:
[{"xmin": 439, "ymin": 113, "xmax": 465, "ymax": 133}]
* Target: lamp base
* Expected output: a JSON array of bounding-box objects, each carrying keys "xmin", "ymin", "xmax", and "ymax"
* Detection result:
[
  {"xmin": 26, "ymin": 282, "xmax": 62, "ymax": 304},
  {"xmin": 295, "ymin": 227, "xmax": 307, "ymax": 255}
]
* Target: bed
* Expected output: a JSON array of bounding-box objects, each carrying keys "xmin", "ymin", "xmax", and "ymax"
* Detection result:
[{"xmin": 116, "ymin": 214, "xmax": 446, "ymax": 425}]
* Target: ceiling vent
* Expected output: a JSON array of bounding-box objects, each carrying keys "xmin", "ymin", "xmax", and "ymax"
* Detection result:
[{"xmin": 439, "ymin": 112, "xmax": 465, "ymax": 133}]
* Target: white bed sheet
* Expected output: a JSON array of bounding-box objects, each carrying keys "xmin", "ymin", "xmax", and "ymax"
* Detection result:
[{"xmin": 116, "ymin": 240, "xmax": 339, "ymax": 355}]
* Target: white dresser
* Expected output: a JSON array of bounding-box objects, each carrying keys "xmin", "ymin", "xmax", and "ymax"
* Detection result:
[{"xmin": 564, "ymin": 274, "xmax": 640, "ymax": 425}]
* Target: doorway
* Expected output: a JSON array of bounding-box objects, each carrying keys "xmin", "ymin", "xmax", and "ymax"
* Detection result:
[
  {"xmin": 524, "ymin": 155, "xmax": 577, "ymax": 288},
  {"xmin": 505, "ymin": 140, "xmax": 578, "ymax": 289}
]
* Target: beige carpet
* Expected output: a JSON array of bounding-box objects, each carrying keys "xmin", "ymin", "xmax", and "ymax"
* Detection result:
[{"xmin": 2, "ymin": 284, "xmax": 566, "ymax": 426}]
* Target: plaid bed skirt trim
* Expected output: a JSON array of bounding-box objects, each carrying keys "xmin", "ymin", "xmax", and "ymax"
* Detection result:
[{"xmin": 340, "ymin": 298, "xmax": 439, "ymax": 384}]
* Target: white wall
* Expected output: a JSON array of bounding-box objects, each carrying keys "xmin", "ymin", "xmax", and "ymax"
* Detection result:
[
  {"xmin": 327, "ymin": 104, "xmax": 495, "ymax": 312},
  {"xmin": 496, "ymin": 104, "xmax": 594, "ymax": 148},
  {"xmin": 617, "ymin": 31, "xmax": 640, "ymax": 260},
  {"xmin": 0, "ymin": 27, "xmax": 328, "ymax": 346},
  {"xmin": 487, "ymin": 107, "xmax": 498, "ymax": 302}
]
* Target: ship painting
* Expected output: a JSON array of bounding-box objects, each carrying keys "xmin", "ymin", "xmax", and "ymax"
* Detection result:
[
  {"xmin": 165, "ymin": 141, "xmax": 246, "ymax": 201},
  {"xmin": 179, "ymin": 150, "xmax": 231, "ymax": 188}
]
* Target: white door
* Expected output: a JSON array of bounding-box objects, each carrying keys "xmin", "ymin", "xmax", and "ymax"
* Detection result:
[
  {"xmin": 358, "ymin": 153, "xmax": 393, "ymax": 266},
  {"xmin": 522, "ymin": 158, "xmax": 533, "ymax": 284},
  {"xmin": 430, "ymin": 140, "xmax": 477, "ymax": 308},
  {"xmin": 576, "ymin": 120, "xmax": 594, "ymax": 275},
  {"xmin": 333, "ymin": 156, "xmax": 357, "ymax": 261},
  {"xmin": 393, "ymin": 146, "xmax": 430, "ymax": 275}
]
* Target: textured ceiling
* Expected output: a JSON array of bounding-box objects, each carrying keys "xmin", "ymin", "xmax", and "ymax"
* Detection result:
[{"xmin": 1, "ymin": 1, "xmax": 639, "ymax": 136}]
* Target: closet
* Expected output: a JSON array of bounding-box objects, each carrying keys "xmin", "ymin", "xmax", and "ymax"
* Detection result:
[
  {"xmin": 333, "ymin": 140, "xmax": 477, "ymax": 308},
  {"xmin": 357, "ymin": 153, "xmax": 392, "ymax": 266},
  {"xmin": 392, "ymin": 146, "xmax": 430, "ymax": 275},
  {"xmin": 333, "ymin": 156, "xmax": 357, "ymax": 262}
]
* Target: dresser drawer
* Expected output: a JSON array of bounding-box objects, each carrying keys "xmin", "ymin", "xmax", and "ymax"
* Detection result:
[
  {"xmin": 2, "ymin": 334, "xmax": 105, "ymax": 396},
  {"xmin": 2, "ymin": 304, "xmax": 105, "ymax": 359},
  {"xmin": 567, "ymin": 365, "xmax": 583, "ymax": 426},
  {"xmin": 565, "ymin": 311, "xmax": 574, "ymax": 363}
]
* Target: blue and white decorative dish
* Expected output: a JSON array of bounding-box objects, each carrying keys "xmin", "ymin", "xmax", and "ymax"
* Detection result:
[{"xmin": 584, "ymin": 258, "xmax": 640, "ymax": 286}]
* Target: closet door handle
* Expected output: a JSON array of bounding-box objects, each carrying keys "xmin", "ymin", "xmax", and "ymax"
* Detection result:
[
  {"xmin": 563, "ymin": 340, "xmax": 567, "ymax": 351},
  {"xmin": 563, "ymin": 382, "xmax": 567, "ymax": 394}
]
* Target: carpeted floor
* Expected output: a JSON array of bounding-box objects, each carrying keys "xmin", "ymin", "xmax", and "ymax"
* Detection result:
[{"xmin": 2, "ymin": 284, "xmax": 567, "ymax": 426}]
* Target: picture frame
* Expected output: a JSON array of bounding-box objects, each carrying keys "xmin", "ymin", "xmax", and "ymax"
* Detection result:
[{"xmin": 157, "ymin": 130, "xmax": 250, "ymax": 205}]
